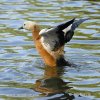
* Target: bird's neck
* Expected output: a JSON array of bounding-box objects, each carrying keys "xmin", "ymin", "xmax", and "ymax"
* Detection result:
[
  {"xmin": 31, "ymin": 29, "xmax": 57, "ymax": 67},
  {"xmin": 32, "ymin": 26, "xmax": 40, "ymax": 41}
]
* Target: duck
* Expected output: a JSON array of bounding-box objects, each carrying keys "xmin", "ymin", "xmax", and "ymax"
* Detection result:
[{"xmin": 19, "ymin": 18, "xmax": 88, "ymax": 67}]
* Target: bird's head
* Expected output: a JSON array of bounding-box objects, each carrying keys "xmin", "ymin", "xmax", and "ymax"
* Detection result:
[{"xmin": 19, "ymin": 21, "xmax": 40, "ymax": 31}]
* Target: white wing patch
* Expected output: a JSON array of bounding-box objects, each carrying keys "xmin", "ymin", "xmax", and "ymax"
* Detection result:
[
  {"xmin": 39, "ymin": 29, "xmax": 47, "ymax": 36},
  {"xmin": 39, "ymin": 28, "xmax": 59, "ymax": 52},
  {"xmin": 63, "ymin": 24, "xmax": 72, "ymax": 34}
]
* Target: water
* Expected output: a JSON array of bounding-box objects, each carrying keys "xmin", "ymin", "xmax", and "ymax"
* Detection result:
[{"xmin": 0, "ymin": 0, "xmax": 100, "ymax": 100}]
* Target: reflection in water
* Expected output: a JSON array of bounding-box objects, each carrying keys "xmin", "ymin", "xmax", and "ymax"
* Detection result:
[{"xmin": 33, "ymin": 66, "xmax": 75, "ymax": 99}]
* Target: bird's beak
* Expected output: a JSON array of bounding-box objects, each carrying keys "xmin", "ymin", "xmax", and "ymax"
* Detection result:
[{"xmin": 18, "ymin": 26, "xmax": 24, "ymax": 30}]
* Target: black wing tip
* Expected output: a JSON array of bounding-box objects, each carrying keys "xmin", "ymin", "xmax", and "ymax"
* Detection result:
[
  {"xmin": 70, "ymin": 17, "xmax": 76, "ymax": 22},
  {"xmin": 72, "ymin": 17, "xmax": 76, "ymax": 20},
  {"xmin": 57, "ymin": 17, "xmax": 76, "ymax": 30}
]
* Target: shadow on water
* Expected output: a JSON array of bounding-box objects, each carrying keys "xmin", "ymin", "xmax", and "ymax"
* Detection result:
[{"xmin": 32, "ymin": 65, "xmax": 77, "ymax": 100}]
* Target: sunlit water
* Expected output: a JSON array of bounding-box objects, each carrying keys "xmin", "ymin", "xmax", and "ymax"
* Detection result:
[{"xmin": 0, "ymin": 0, "xmax": 100, "ymax": 100}]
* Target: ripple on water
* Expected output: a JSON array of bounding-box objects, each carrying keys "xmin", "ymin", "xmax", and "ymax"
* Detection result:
[{"xmin": 0, "ymin": 0, "xmax": 100, "ymax": 100}]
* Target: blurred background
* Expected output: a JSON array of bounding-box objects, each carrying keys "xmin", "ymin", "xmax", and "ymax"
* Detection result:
[{"xmin": 0, "ymin": 0, "xmax": 100, "ymax": 100}]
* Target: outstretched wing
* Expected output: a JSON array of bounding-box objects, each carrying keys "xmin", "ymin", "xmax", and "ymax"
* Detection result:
[
  {"xmin": 39, "ymin": 18, "xmax": 88, "ymax": 52},
  {"xmin": 64, "ymin": 18, "xmax": 89, "ymax": 43},
  {"xmin": 39, "ymin": 18, "xmax": 75, "ymax": 52}
]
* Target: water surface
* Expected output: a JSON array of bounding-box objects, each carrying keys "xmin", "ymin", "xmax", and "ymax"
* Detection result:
[{"xmin": 0, "ymin": 0, "xmax": 100, "ymax": 100}]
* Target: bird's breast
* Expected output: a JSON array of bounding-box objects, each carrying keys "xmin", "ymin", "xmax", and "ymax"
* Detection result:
[
  {"xmin": 34, "ymin": 38, "xmax": 64, "ymax": 67},
  {"xmin": 35, "ymin": 38, "xmax": 57, "ymax": 67}
]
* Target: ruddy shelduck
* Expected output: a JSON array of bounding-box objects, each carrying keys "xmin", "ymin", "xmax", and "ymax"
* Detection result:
[{"xmin": 19, "ymin": 18, "xmax": 88, "ymax": 67}]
